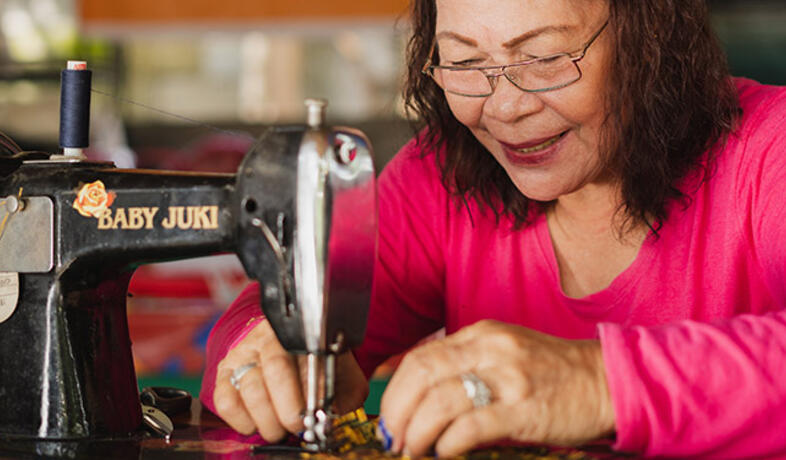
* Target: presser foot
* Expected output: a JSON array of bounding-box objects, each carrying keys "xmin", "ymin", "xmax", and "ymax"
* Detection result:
[
  {"xmin": 302, "ymin": 408, "xmax": 334, "ymax": 451},
  {"xmin": 301, "ymin": 351, "xmax": 340, "ymax": 451}
]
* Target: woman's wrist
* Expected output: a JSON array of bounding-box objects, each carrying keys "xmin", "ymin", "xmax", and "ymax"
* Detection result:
[
  {"xmin": 228, "ymin": 315, "xmax": 266, "ymax": 352},
  {"xmin": 588, "ymin": 340, "xmax": 616, "ymax": 436}
]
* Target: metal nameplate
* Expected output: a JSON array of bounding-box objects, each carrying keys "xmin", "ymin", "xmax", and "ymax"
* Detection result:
[{"xmin": 0, "ymin": 196, "xmax": 54, "ymax": 273}]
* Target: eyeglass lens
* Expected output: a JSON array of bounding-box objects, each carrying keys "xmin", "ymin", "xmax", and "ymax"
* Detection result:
[{"xmin": 433, "ymin": 55, "xmax": 580, "ymax": 96}]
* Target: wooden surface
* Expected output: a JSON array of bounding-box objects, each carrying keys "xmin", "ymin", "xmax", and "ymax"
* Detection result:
[{"xmin": 79, "ymin": 0, "xmax": 410, "ymax": 24}]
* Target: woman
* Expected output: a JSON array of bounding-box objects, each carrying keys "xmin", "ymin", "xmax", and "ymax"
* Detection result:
[{"xmin": 202, "ymin": 0, "xmax": 786, "ymax": 458}]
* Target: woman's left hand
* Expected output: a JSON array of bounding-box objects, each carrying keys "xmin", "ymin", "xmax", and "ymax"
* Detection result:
[{"xmin": 378, "ymin": 320, "xmax": 616, "ymax": 458}]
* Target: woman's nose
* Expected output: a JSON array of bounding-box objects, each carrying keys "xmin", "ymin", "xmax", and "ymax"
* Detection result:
[{"xmin": 482, "ymin": 75, "xmax": 543, "ymax": 123}]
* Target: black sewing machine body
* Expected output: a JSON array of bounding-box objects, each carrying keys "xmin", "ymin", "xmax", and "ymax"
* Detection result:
[{"xmin": 0, "ymin": 124, "xmax": 376, "ymax": 441}]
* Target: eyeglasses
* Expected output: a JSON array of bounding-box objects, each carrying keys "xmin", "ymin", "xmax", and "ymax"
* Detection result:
[{"xmin": 422, "ymin": 20, "xmax": 609, "ymax": 97}]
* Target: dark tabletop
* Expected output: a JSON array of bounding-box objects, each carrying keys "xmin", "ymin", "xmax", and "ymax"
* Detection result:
[{"xmin": 0, "ymin": 400, "xmax": 634, "ymax": 460}]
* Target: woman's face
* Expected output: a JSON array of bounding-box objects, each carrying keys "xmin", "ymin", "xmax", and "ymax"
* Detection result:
[{"xmin": 434, "ymin": 0, "xmax": 611, "ymax": 202}]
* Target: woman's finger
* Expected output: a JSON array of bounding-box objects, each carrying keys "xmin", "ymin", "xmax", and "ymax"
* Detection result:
[
  {"xmin": 237, "ymin": 364, "xmax": 288, "ymax": 442},
  {"xmin": 380, "ymin": 338, "xmax": 474, "ymax": 451},
  {"xmin": 295, "ymin": 354, "xmax": 311, "ymax": 399},
  {"xmin": 258, "ymin": 350, "xmax": 306, "ymax": 433},
  {"xmin": 213, "ymin": 365, "xmax": 257, "ymax": 435},
  {"xmin": 402, "ymin": 375, "xmax": 476, "ymax": 457},
  {"xmin": 335, "ymin": 352, "xmax": 369, "ymax": 414},
  {"xmin": 434, "ymin": 404, "xmax": 509, "ymax": 458},
  {"xmin": 253, "ymin": 321, "xmax": 306, "ymax": 433}
]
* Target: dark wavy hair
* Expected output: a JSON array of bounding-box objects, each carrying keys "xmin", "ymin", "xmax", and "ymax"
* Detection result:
[{"xmin": 404, "ymin": 0, "xmax": 740, "ymax": 232}]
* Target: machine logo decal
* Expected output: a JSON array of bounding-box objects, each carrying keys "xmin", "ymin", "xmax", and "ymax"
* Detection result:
[
  {"xmin": 96, "ymin": 205, "xmax": 219, "ymax": 230},
  {"xmin": 160, "ymin": 206, "xmax": 219, "ymax": 230},
  {"xmin": 73, "ymin": 181, "xmax": 219, "ymax": 230},
  {"xmin": 98, "ymin": 207, "xmax": 159, "ymax": 230},
  {"xmin": 73, "ymin": 180, "xmax": 116, "ymax": 218}
]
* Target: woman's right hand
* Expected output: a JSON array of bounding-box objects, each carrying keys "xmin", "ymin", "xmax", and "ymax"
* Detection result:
[{"xmin": 212, "ymin": 319, "xmax": 369, "ymax": 441}]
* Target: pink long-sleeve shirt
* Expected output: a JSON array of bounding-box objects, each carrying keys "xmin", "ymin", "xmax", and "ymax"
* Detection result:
[{"xmin": 201, "ymin": 78, "xmax": 786, "ymax": 458}]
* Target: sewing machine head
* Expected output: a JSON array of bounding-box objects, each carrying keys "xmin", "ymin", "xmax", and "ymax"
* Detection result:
[
  {"xmin": 234, "ymin": 100, "xmax": 377, "ymax": 448},
  {"xmin": 0, "ymin": 63, "xmax": 376, "ymax": 448}
]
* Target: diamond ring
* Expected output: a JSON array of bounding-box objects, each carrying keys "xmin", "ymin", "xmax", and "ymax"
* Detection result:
[
  {"xmin": 230, "ymin": 362, "xmax": 258, "ymax": 390},
  {"xmin": 460, "ymin": 372, "xmax": 492, "ymax": 408}
]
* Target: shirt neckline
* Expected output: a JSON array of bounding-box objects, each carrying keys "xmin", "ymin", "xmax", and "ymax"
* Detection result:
[{"xmin": 533, "ymin": 211, "xmax": 657, "ymax": 316}]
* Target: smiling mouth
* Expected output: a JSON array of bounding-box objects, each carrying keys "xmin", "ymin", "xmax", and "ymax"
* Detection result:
[{"xmin": 510, "ymin": 131, "xmax": 567, "ymax": 154}]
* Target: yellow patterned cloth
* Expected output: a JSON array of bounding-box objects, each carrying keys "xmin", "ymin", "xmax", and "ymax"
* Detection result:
[{"xmin": 299, "ymin": 409, "xmax": 622, "ymax": 460}]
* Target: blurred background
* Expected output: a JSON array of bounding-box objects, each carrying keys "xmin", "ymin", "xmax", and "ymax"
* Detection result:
[{"xmin": 0, "ymin": 0, "xmax": 784, "ymax": 413}]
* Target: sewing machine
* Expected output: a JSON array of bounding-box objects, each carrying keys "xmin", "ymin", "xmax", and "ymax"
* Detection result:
[{"xmin": 0, "ymin": 63, "xmax": 376, "ymax": 450}]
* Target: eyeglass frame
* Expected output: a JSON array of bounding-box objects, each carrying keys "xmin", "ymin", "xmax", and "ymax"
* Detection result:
[{"xmin": 421, "ymin": 19, "xmax": 610, "ymax": 97}]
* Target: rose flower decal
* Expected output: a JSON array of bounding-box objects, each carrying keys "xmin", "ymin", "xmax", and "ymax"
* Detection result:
[{"xmin": 73, "ymin": 180, "xmax": 116, "ymax": 218}]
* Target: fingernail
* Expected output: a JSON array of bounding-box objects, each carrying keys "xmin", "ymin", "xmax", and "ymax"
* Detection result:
[{"xmin": 376, "ymin": 417, "xmax": 393, "ymax": 451}]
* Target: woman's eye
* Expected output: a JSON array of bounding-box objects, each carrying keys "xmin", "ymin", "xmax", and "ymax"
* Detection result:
[
  {"xmin": 449, "ymin": 59, "xmax": 481, "ymax": 67},
  {"xmin": 537, "ymin": 55, "xmax": 563, "ymax": 64}
]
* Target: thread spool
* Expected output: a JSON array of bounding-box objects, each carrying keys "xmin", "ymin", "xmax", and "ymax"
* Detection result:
[{"xmin": 59, "ymin": 60, "xmax": 92, "ymax": 157}]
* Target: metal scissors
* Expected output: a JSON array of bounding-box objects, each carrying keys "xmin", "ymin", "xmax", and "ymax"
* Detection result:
[{"xmin": 140, "ymin": 386, "xmax": 192, "ymax": 440}]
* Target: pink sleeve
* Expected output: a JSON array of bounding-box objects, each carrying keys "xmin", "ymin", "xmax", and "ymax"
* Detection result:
[
  {"xmin": 600, "ymin": 312, "xmax": 786, "ymax": 458},
  {"xmin": 741, "ymin": 83, "xmax": 786, "ymax": 303},
  {"xmin": 199, "ymin": 282, "xmax": 264, "ymax": 414},
  {"xmin": 599, "ymin": 83, "xmax": 786, "ymax": 458},
  {"xmin": 353, "ymin": 138, "xmax": 447, "ymax": 375}
]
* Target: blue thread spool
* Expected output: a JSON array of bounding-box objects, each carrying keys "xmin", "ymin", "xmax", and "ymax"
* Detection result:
[{"xmin": 59, "ymin": 61, "xmax": 92, "ymax": 157}]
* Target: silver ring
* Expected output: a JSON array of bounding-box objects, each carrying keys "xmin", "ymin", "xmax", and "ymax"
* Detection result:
[
  {"xmin": 230, "ymin": 362, "xmax": 258, "ymax": 390},
  {"xmin": 460, "ymin": 372, "xmax": 492, "ymax": 408}
]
